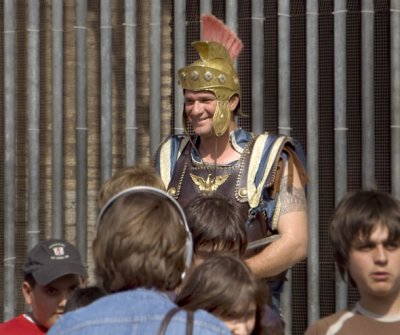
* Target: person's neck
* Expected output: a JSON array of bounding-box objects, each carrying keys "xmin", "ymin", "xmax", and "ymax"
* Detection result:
[
  {"xmin": 198, "ymin": 128, "xmax": 239, "ymax": 164},
  {"xmin": 358, "ymin": 294, "xmax": 400, "ymax": 317}
]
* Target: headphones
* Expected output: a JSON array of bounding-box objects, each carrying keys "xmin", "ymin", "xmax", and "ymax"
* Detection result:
[{"xmin": 95, "ymin": 186, "xmax": 193, "ymax": 271}]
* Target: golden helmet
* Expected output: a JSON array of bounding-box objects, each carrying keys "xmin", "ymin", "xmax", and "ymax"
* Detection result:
[{"xmin": 178, "ymin": 15, "xmax": 243, "ymax": 136}]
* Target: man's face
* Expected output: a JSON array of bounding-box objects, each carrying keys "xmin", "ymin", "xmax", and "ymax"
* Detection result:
[
  {"xmin": 349, "ymin": 224, "xmax": 400, "ymax": 302},
  {"xmin": 184, "ymin": 90, "xmax": 217, "ymax": 137},
  {"xmin": 23, "ymin": 274, "xmax": 85, "ymax": 330}
]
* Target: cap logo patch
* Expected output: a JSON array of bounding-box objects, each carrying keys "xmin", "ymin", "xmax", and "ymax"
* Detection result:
[
  {"xmin": 49, "ymin": 243, "xmax": 70, "ymax": 260},
  {"xmin": 53, "ymin": 246, "xmax": 65, "ymax": 256}
]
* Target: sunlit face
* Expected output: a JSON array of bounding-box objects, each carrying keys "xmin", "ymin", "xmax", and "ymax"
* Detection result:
[
  {"xmin": 221, "ymin": 308, "xmax": 256, "ymax": 335},
  {"xmin": 23, "ymin": 274, "xmax": 85, "ymax": 330},
  {"xmin": 349, "ymin": 224, "xmax": 400, "ymax": 303},
  {"xmin": 184, "ymin": 90, "xmax": 217, "ymax": 137}
]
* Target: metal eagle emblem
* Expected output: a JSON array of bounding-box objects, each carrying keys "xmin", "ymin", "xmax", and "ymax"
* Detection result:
[{"xmin": 190, "ymin": 173, "xmax": 230, "ymax": 195}]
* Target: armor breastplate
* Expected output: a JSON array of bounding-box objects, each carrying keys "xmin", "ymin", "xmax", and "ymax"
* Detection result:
[
  {"xmin": 167, "ymin": 139, "xmax": 270, "ymax": 257},
  {"xmin": 172, "ymin": 160, "xmax": 240, "ymax": 209}
]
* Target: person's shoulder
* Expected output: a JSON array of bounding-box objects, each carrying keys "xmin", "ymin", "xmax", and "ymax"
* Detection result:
[
  {"xmin": 160, "ymin": 134, "xmax": 190, "ymax": 146},
  {"xmin": 159, "ymin": 308, "xmax": 230, "ymax": 335},
  {"xmin": 252, "ymin": 132, "xmax": 307, "ymax": 178},
  {"xmin": 191, "ymin": 309, "xmax": 231, "ymax": 334},
  {"xmin": 0, "ymin": 314, "xmax": 46, "ymax": 335},
  {"xmin": 253, "ymin": 131, "xmax": 297, "ymax": 148},
  {"xmin": 48, "ymin": 292, "xmax": 230, "ymax": 335},
  {"xmin": 0, "ymin": 315, "xmax": 20, "ymax": 332},
  {"xmin": 304, "ymin": 310, "xmax": 352, "ymax": 335},
  {"xmin": 155, "ymin": 134, "xmax": 191, "ymax": 159}
]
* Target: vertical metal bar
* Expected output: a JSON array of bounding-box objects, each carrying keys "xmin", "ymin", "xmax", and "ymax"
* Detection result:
[
  {"xmin": 333, "ymin": 0, "xmax": 348, "ymax": 310},
  {"xmin": 200, "ymin": 0, "xmax": 212, "ymax": 15},
  {"xmin": 278, "ymin": 0, "xmax": 291, "ymax": 137},
  {"xmin": 174, "ymin": 0, "xmax": 186, "ymax": 135},
  {"xmin": 391, "ymin": 0, "xmax": 400, "ymax": 198},
  {"xmin": 75, "ymin": 0, "xmax": 88, "ymax": 262},
  {"xmin": 306, "ymin": 0, "xmax": 320, "ymax": 325},
  {"xmin": 3, "ymin": 0, "xmax": 16, "ymax": 321},
  {"xmin": 27, "ymin": 0, "xmax": 41, "ymax": 250},
  {"xmin": 125, "ymin": 0, "xmax": 137, "ymax": 165},
  {"xmin": 101, "ymin": 0, "xmax": 112, "ymax": 182},
  {"xmin": 200, "ymin": 0, "xmax": 212, "ymax": 44},
  {"xmin": 251, "ymin": 0, "xmax": 264, "ymax": 134},
  {"xmin": 361, "ymin": 0, "xmax": 375, "ymax": 189},
  {"xmin": 225, "ymin": 0, "xmax": 238, "ymax": 125},
  {"xmin": 225, "ymin": 0, "xmax": 238, "ymax": 33},
  {"xmin": 52, "ymin": 0, "xmax": 64, "ymax": 238},
  {"xmin": 278, "ymin": 2, "xmax": 292, "ymax": 334},
  {"xmin": 149, "ymin": 0, "xmax": 161, "ymax": 155}
]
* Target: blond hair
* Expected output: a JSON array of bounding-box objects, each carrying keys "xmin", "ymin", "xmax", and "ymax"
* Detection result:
[{"xmin": 98, "ymin": 166, "xmax": 165, "ymax": 208}]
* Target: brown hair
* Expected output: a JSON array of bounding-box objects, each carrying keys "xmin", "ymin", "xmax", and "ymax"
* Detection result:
[
  {"xmin": 23, "ymin": 273, "xmax": 37, "ymax": 287},
  {"xmin": 98, "ymin": 166, "xmax": 166, "ymax": 208},
  {"xmin": 176, "ymin": 253, "xmax": 268, "ymax": 334},
  {"xmin": 94, "ymin": 191, "xmax": 188, "ymax": 292},
  {"xmin": 65, "ymin": 285, "xmax": 106, "ymax": 312},
  {"xmin": 330, "ymin": 190, "xmax": 400, "ymax": 285},
  {"xmin": 184, "ymin": 195, "xmax": 247, "ymax": 257}
]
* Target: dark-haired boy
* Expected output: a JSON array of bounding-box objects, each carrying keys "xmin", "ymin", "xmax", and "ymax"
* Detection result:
[
  {"xmin": 306, "ymin": 190, "xmax": 400, "ymax": 334},
  {"xmin": 0, "ymin": 239, "xmax": 87, "ymax": 334}
]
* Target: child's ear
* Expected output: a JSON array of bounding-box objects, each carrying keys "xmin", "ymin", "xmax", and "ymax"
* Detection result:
[
  {"xmin": 80, "ymin": 276, "xmax": 87, "ymax": 287},
  {"xmin": 22, "ymin": 281, "xmax": 33, "ymax": 305}
]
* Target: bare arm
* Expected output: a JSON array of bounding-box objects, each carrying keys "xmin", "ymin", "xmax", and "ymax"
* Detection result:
[{"xmin": 246, "ymin": 164, "xmax": 308, "ymax": 278}]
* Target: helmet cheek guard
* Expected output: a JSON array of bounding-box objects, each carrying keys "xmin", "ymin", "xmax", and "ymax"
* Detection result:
[{"xmin": 213, "ymin": 99, "xmax": 230, "ymax": 136}]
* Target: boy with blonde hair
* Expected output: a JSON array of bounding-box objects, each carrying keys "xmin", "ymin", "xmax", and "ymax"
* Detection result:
[
  {"xmin": 49, "ymin": 187, "xmax": 230, "ymax": 334},
  {"xmin": 98, "ymin": 165, "xmax": 165, "ymax": 208}
]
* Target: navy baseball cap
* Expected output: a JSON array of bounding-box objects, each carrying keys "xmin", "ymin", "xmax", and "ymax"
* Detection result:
[{"xmin": 22, "ymin": 239, "xmax": 88, "ymax": 285}]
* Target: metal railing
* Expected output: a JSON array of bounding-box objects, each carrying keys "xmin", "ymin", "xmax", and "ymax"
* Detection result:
[{"xmin": 1, "ymin": 1, "xmax": 399, "ymax": 334}]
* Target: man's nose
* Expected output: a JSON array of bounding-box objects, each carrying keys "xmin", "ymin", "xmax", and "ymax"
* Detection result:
[
  {"xmin": 373, "ymin": 244, "xmax": 388, "ymax": 264},
  {"xmin": 191, "ymin": 100, "xmax": 202, "ymax": 114}
]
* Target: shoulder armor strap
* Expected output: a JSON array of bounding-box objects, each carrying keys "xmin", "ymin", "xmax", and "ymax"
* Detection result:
[
  {"xmin": 158, "ymin": 136, "xmax": 190, "ymax": 189},
  {"xmin": 247, "ymin": 133, "xmax": 290, "ymax": 208}
]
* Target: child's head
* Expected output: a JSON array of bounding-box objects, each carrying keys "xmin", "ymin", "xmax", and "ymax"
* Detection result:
[
  {"xmin": 64, "ymin": 285, "xmax": 106, "ymax": 312},
  {"xmin": 94, "ymin": 186, "xmax": 192, "ymax": 293},
  {"xmin": 330, "ymin": 190, "xmax": 400, "ymax": 287},
  {"xmin": 184, "ymin": 194, "xmax": 247, "ymax": 262},
  {"xmin": 176, "ymin": 253, "xmax": 266, "ymax": 335},
  {"xmin": 22, "ymin": 239, "xmax": 88, "ymax": 329},
  {"xmin": 98, "ymin": 165, "xmax": 166, "ymax": 208}
]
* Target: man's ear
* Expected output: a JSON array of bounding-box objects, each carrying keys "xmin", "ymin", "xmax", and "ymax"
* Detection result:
[
  {"xmin": 229, "ymin": 95, "xmax": 240, "ymax": 112},
  {"xmin": 22, "ymin": 281, "xmax": 33, "ymax": 305}
]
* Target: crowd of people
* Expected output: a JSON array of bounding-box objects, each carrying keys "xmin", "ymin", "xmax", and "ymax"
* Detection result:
[
  {"xmin": 1, "ymin": 13, "xmax": 400, "ymax": 335},
  {"xmin": 2, "ymin": 169, "xmax": 399, "ymax": 335}
]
